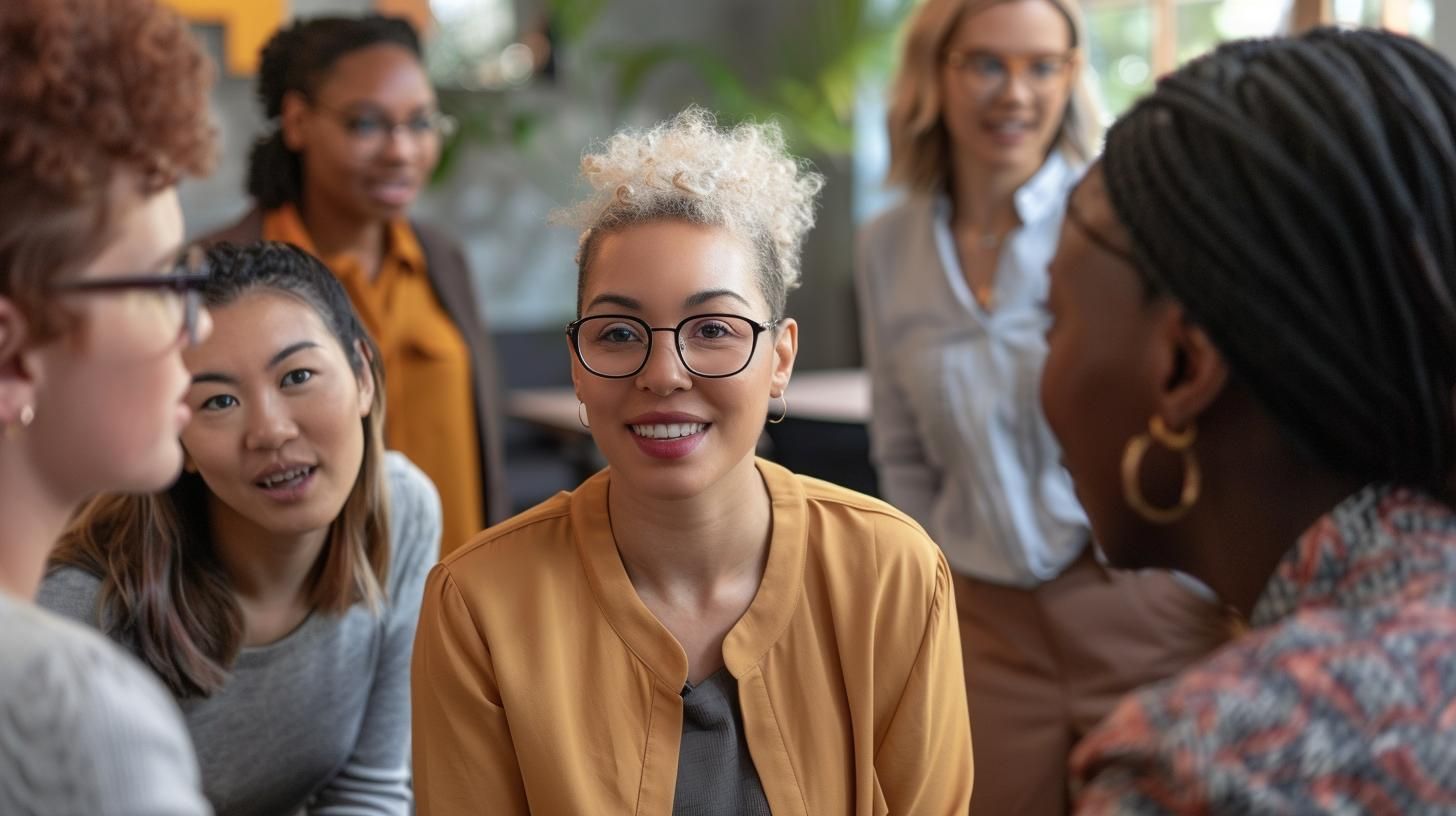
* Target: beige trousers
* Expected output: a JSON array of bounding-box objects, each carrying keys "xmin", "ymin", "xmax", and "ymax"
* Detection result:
[{"xmin": 954, "ymin": 550, "xmax": 1232, "ymax": 816}]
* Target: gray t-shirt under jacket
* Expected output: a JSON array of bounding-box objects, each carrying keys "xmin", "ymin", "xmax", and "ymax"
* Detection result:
[{"xmin": 673, "ymin": 667, "xmax": 772, "ymax": 816}]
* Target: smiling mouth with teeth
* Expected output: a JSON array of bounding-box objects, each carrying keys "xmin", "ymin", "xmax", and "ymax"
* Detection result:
[
  {"xmin": 257, "ymin": 466, "xmax": 315, "ymax": 489},
  {"xmin": 630, "ymin": 423, "xmax": 707, "ymax": 440}
]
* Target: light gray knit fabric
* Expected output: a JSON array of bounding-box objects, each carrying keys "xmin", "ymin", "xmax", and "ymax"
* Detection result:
[
  {"xmin": 0, "ymin": 592, "xmax": 211, "ymax": 816},
  {"xmin": 38, "ymin": 451, "xmax": 440, "ymax": 816}
]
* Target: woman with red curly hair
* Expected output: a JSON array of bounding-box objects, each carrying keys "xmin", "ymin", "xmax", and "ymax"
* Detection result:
[{"xmin": 0, "ymin": 0, "xmax": 217, "ymax": 812}]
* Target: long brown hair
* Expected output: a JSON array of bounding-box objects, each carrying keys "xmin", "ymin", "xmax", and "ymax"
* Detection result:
[{"xmin": 52, "ymin": 242, "xmax": 390, "ymax": 697}]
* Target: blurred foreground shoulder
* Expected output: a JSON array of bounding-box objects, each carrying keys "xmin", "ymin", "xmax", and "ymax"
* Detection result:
[{"xmin": 0, "ymin": 597, "xmax": 209, "ymax": 815}]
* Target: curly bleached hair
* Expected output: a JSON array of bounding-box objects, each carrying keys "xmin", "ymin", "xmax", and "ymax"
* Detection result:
[{"xmin": 560, "ymin": 107, "xmax": 825, "ymax": 319}]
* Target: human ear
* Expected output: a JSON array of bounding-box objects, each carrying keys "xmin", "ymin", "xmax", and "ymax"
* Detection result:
[
  {"xmin": 280, "ymin": 90, "xmax": 311, "ymax": 152},
  {"xmin": 768, "ymin": 318, "xmax": 798, "ymax": 398},
  {"xmin": 354, "ymin": 338, "xmax": 377, "ymax": 418},
  {"xmin": 0, "ymin": 298, "xmax": 39, "ymax": 429},
  {"xmin": 1152, "ymin": 306, "xmax": 1229, "ymax": 433},
  {"xmin": 567, "ymin": 333, "xmax": 584, "ymax": 401}
]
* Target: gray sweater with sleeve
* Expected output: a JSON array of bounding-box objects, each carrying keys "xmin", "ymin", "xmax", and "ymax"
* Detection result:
[
  {"xmin": 0, "ymin": 592, "xmax": 211, "ymax": 815},
  {"xmin": 37, "ymin": 451, "xmax": 441, "ymax": 816}
]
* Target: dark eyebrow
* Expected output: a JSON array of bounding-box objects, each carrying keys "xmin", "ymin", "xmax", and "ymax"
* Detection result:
[
  {"xmin": 191, "ymin": 372, "xmax": 237, "ymax": 386},
  {"xmin": 334, "ymin": 101, "xmax": 435, "ymax": 115},
  {"xmin": 685, "ymin": 289, "xmax": 753, "ymax": 309},
  {"xmin": 190, "ymin": 341, "xmax": 321, "ymax": 387},
  {"xmin": 331, "ymin": 101, "xmax": 387, "ymax": 114},
  {"xmin": 952, "ymin": 48, "xmax": 1068, "ymax": 60},
  {"xmin": 268, "ymin": 341, "xmax": 320, "ymax": 369},
  {"xmin": 585, "ymin": 293, "xmax": 641, "ymax": 311}
]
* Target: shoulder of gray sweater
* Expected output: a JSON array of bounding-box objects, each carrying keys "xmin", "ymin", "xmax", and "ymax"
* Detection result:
[
  {"xmin": 35, "ymin": 564, "xmax": 106, "ymax": 629},
  {"xmin": 0, "ymin": 599, "xmax": 208, "ymax": 815},
  {"xmin": 383, "ymin": 450, "xmax": 442, "ymax": 600}
]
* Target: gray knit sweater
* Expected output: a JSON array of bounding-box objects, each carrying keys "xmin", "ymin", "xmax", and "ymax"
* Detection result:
[
  {"xmin": 38, "ymin": 451, "xmax": 440, "ymax": 816},
  {"xmin": 0, "ymin": 592, "xmax": 210, "ymax": 815}
]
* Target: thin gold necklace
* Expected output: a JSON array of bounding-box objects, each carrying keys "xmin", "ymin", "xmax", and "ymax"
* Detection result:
[
  {"xmin": 957, "ymin": 230, "xmax": 1004, "ymax": 311},
  {"xmin": 973, "ymin": 282, "xmax": 995, "ymax": 311}
]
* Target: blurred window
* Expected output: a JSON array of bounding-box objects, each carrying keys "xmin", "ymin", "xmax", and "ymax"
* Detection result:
[{"xmin": 1085, "ymin": 0, "xmax": 1434, "ymax": 117}]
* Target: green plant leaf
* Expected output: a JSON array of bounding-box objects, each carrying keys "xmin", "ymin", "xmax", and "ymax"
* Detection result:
[
  {"xmin": 432, "ymin": 130, "xmax": 464, "ymax": 184},
  {"xmin": 441, "ymin": 0, "xmax": 916, "ymax": 164},
  {"xmin": 545, "ymin": 0, "xmax": 607, "ymax": 44},
  {"xmin": 511, "ymin": 111, "xmax": 541, "ymax": 148}
]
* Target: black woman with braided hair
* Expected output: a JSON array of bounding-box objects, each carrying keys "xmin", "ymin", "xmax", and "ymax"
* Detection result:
[{"xmin": 1040, "ymin": 26, "xmax": 1456, "ymax": 813}]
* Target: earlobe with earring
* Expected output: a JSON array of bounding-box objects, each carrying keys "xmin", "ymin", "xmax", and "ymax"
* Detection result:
[
  {"xmin": 577, "ymin": 401, "xmax": 591, "ymax": 429},
  {"xmin": 1121, "ymin": 414, "xmax": 1200, "ymax": 524},
  {"xmin": 768, "ymin": 393, "xmax": 788, "ymax": 425},
  {"xmin": 3, "ymin": 404, "xmax": 35, "ymax": 440}
]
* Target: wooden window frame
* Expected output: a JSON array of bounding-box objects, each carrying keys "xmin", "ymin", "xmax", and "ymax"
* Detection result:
[
  {"xmin": 1297, "ymin": 0, "xmax": 1412, "ymax": 31},
  {"xmin": 1085, "ymin": 0, "xmax": 1414, "ymax": 78}
]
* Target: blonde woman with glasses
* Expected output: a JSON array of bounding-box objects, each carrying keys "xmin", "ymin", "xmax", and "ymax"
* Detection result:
[
  {"xmin": 855, "ymin": 0, "xmax": 1230, "ymax": 812},
  {"xmin": 412, "ymin": 108, "xmax": 973, "ymax": 815}
]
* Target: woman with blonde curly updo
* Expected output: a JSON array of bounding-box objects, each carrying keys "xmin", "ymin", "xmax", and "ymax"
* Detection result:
[{"xmin": 411, "ymin": 108, "xmax": 973, "ymax": 815}]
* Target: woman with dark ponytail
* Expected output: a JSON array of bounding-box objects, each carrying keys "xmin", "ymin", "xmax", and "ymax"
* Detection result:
[
  {"xmin": 1039, "ymin": 27, "xmax": 1456, "ymax": 812},
  {"xmin": 44, "ymin": 242, "xmax": 440, "ymax": 816},
  {"xmin": 208, "ymin": 15, "xmax": 507, "ymax": 556}
]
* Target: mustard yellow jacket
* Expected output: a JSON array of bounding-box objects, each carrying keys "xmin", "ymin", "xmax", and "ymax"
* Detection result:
[{"xmin": 412, "ymin": 459, "xmax": 973, "ymax": 815}]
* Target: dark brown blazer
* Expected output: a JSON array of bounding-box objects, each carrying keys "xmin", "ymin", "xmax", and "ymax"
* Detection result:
[{"xmin": 202, "ymin": 208, "xmax": 511, "ymax": 526}]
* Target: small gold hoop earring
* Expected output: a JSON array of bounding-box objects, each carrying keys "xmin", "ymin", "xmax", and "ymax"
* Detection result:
[
  {"xmin": 577, "ymin": 401, "xmax": 590, "ymax": 429},
  {"xmin": 1121, "ymin": 415, "xmax": 1200, "ymax": 524},
  {"xmin": 5, "ymin": 404, "xmax": 34, "ymax": 440},
  {"xmin": 768, "ymin": 394, "xmax": 788, "ymax": 425}
]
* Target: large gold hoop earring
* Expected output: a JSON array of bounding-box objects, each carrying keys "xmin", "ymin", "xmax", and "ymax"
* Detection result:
[
  {"xmin": 577, "ymin": 401, "xmax": 590, "ymax": 429},
  {"xmin": 768, "ymin": 394, "xmax": 788, "ymax": 425},
  {"xmin": 1121, "ymin": 415, "xmax": 1200, "ymax": 524}
]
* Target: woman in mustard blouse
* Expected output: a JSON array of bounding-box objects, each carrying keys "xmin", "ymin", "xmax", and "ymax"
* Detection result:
[{"xmin": 411, "ymin": 109, "xmax": 974, "ymax": 815}]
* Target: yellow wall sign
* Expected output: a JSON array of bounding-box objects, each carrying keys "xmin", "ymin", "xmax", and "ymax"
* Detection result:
[
  {"xmin": 162, "ymin": 0, "xmax": 286, "ymax": 75},
  {"xmin": 162, "ymin": 0, "xmax": 432, "ymax": 75}
]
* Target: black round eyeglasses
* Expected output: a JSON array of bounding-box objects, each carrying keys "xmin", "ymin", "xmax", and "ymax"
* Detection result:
[{"xmin": 566, "ymin": 313, "xmax": 778, "ymax": 379}]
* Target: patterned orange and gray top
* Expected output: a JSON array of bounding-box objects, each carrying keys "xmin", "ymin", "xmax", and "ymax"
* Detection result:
[{"xmin": 1071, "ymin": 484, "xmax": 1456, "ymax": 815}]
